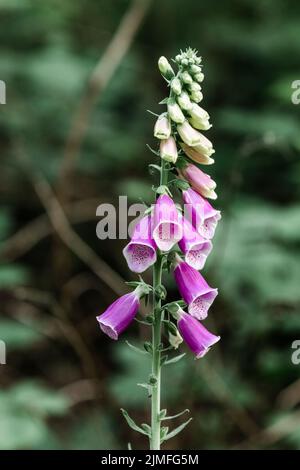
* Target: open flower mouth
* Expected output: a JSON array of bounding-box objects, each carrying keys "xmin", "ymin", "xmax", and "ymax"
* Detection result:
[
  {"xmin": 153, "ymin": 222, "xmax": 183, "ymax": 251},
  {"xmin": 196, "ymin": 334, "xmax": 220, "ymax": 358},
  {"xmin": 185, "ymin": 241, "xmax": 212, "ymax": 270},
  {"xmin": 197, "ymin": 213, "xmax": 221, "ymax": 239},
  {"xmin": 98, "ymin": 321, "xmax": 118, "ymax": 340},
  {"xmin": 188, "ymin": 289, "xmax": 218, "ymax": 319},
  {"xmin": 123, "ymin": 243, "xmax": 156, "ymax": 273}
]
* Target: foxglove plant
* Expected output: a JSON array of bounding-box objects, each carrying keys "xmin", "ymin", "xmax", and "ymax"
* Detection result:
[{"xmin": 97, "ymin": 48, "xmax": 221, "ymax": 450}]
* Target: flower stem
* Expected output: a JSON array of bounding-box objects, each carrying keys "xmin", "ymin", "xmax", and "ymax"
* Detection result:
[{"xmin": 150, "ymin": 159, "xmax": 168, "ymax": 450}]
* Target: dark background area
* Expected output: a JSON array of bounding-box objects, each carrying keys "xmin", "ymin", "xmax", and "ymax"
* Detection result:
[{"xmin": 0, "ymin": 0, "xmax": 300, "ymax": 449}]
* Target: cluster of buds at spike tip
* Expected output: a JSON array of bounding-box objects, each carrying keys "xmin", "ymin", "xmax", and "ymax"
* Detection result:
[{"xmin": 98, "ymin": 49, "xmax": 221, "ymax": 362}]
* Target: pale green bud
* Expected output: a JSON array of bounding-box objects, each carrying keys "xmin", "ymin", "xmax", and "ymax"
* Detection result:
[
  {"xmin": 177, "ymin": 120, "xmax": 203, "ymax": 146},
  {"xmin": 171, "ymin": 77, "xmax": 182, "ymax": 95},
  {"xmin": 154, "ymin": 114, "xmax": 171, "ymax": 139},
  {"xmin": 190, "ymin": 89, "xmax": 203, "ymax": 103},
  {"xmin": 158, "ymin": 56, "xmax": 174, "ymax": 80},
  {"xmin": 180, "ymin": 71, "xmax": 193, "ymax": 85},
  {"xmin": 189, "ymin": 117, "xmax": 211, "ymax": 131},
  {"xmin": 160, "ymin": 136, "xmax": 178, "ymax": 164},
  {"xmin": 177, "ymin": 91, "xmax": 193, "ymax": 111},
  {"xmin": 167, "ymin": 99, "xmax": 185, "ymax": 124},
  {"xmin": 194, "ymin": 72, "xmax": 204, "ymax": 83},
  {"xmin": 190, "ymin": 64, "xmax": 202, "ymax": 74},
  {"xmin": 189, "ymin": 81, "xmax": 201, "ymax": 92},
  {"xmin": 188, "ymin": 103, "xmax": 209, "ymax": 121}
]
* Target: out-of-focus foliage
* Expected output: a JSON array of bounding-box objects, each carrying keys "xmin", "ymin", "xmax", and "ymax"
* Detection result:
[{"xmin": 0, "ymin": 0, "xmax": 300, "ymax": 450}]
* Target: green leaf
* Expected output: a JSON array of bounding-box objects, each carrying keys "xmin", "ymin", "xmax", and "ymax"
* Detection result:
[
  {"xmin": 162, "ymin": 418, "xmax": 193, "ymax": 442},
  {"xmin": 125, "ymin": 341, "xmax": 148, "ymax": 355},
  {"xmin": 161, "ymin": 409, "xmax": 190, "ymax": 421},
  {"xmin": 164, "ymin": 353, "xmax": 186, "ymax": 365},
  {"xmin": 120, "ymin": 409, "xmax": 149, "ymax": 436}
]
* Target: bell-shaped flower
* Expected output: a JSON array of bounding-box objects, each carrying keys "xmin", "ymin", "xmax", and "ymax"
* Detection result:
[
  {"xmin": 154, "ymin": 114, "xmax": 171, "ymax": 139},
  {"xmin": 177, "ymin": 309, "xmax": 220, "ymax": 358},
  {"xmin": 123, "ymin": 215, "xmax": 157, "ymax": 273},
  {"xmin": 153, "ymin": 194, "xmax": 183, "ymax": 251},
  {"xmin": 179, "ymin": 217, "xmax": 212, "ymax": 270},
  {"xmin": 173, "ymin": 256, "xmax": 218, "ymax": 319},
  {"xmin": 179, "ymin": 163, "xmax": 217, "ymax": 199},
  {"xmin": 182, "ymin": 188, "xmax": 221, "ymax": 239},
  {"xmin": 177, "ymin": 121, "xmax": 204, "ymax": 146},
  {"xmin": 179, "ymin": 142, "xmax": 214, "ymax": 165},
  {"xmin": 97, "ymin": 287, "xmax": 144, "ymax": 340},
  {"xmin": 160, "ymin": 136, "xmax": 178, "ymax": 163}
]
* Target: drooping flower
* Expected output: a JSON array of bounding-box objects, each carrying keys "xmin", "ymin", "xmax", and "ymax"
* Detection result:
[
  {"xmin": 173, "ymin": 256, "xmax": 218, "ymax": 319},
  {"xmin": 97, "ymin": 287, "xmax": 144, "ymax": 340},
  {"xmin": 123, "ymin": 215, "xmax": 157, "ymax": 273},
  {"xmin": 179, "ymin": 217, "xmax": 212, "ymax": 270},
  {"xmin": 177, "ymin": 121, "xmax": 203, "ymax": 146},
  {"xmin": 160, "ymin": 136, "xmax": 178, "ymax": 163},
  {"xmin": 154, "ymin": 114, "xmax": 171, "ymax": 139},
  {"xmin": 182, "ymin": 188, "xmax": 221, "ymax": 239},
  {"xmin": 179, "ymin": 163, "xmax": 217, "ymax": 199},
  {"xmin": 177, "ymin": 309, "xmax": 220, "ymax": 358},
  {"xmin": 179, "ymin": 142, "xmax": 214, "ymax": 165},
  {"xmin": 153, "ymin": 194, "xmax": 183, "ymax": 251}
]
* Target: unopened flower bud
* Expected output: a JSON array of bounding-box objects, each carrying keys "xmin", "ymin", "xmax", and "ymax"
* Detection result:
[
  {"xmin": 189, "ymin": 81, "xmax": 201, "ymax": 93},
  {"xmin": 189, "ymin": 117, "xmax": 211, "ymax": 131},
  {"xmin": 167, "ymin": 99, "xmax": 185, "ymax": 124},
  {"xmin": 177, "ymin": 91, "xmax": 192, "ymax": 111},
  {"xmin": 180, "ymin": 71, "xmax": 193, "ymax": 84},
  {"xmin": 188, "ymin": 103, "xmax": 209, "ymax": 121},
  {"xmin": 190, "ymin": 90, "xmax": 203, "ymax": 103},
  {"xmin": 160, "ymin": 137, "xmax": 178, "ymax": 163},
  {"xmin": 190, "ymin": 64, "xmax": 202, "ymax": 74},
  {"xmin": 188, "ymin": 104, "xmax": 211, "ymax": 130},
  {"xmin": 177, "ymin": 120, "xmax": 203, "ymax": 146},
  {"xmin": 171, "ymin": 77, "xmax": 182, "ymax": 95},
  {"xmin": 158, "ymin": 56, "xmax": 174, "ymax": 80},
  {"xmin": 169, "ymin": 331, "xmax": 183, "ymax": 349},
  {"xmin": 194, "ymin": 72, "xmax": 204, "ymax": 83},
  {"xmin": 154, "ymin": 114, "xmax": 171, "ymax": 139}
]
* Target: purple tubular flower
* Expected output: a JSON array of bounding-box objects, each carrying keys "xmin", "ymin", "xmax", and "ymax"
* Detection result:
[
  {"xmin": 179, "ymin": 217, "xmax": 212, "ymax": 270},
  {"xmin": 174, "ymin": 257, "xmax": 218, "ymax": 320},
  {"xmin": 177, "ymin": 310, "xmax": 220, "ymax": 358},
  {"xmin": 179, "ymin": 163, "xmax": 217, "ymax": 200},
  {"xmin": 153, "ymin": 194, "xmax": 183, "ymax": 251},
  {"xmin": 182, "ymin": 188, "xmax": 221, "ymax": 240},
  {"xmin": 123, "ymin": 215, "xmax": 157, "ymax": 273},
  {"xmin": 97, "ymin": 288, "xmax": 141, "ymax": 340}
]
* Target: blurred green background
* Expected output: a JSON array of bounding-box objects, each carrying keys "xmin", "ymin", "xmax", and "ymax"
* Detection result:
[{"xmin": 1, "ymin": 0, "xmax": 300, "ymax": 450}]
